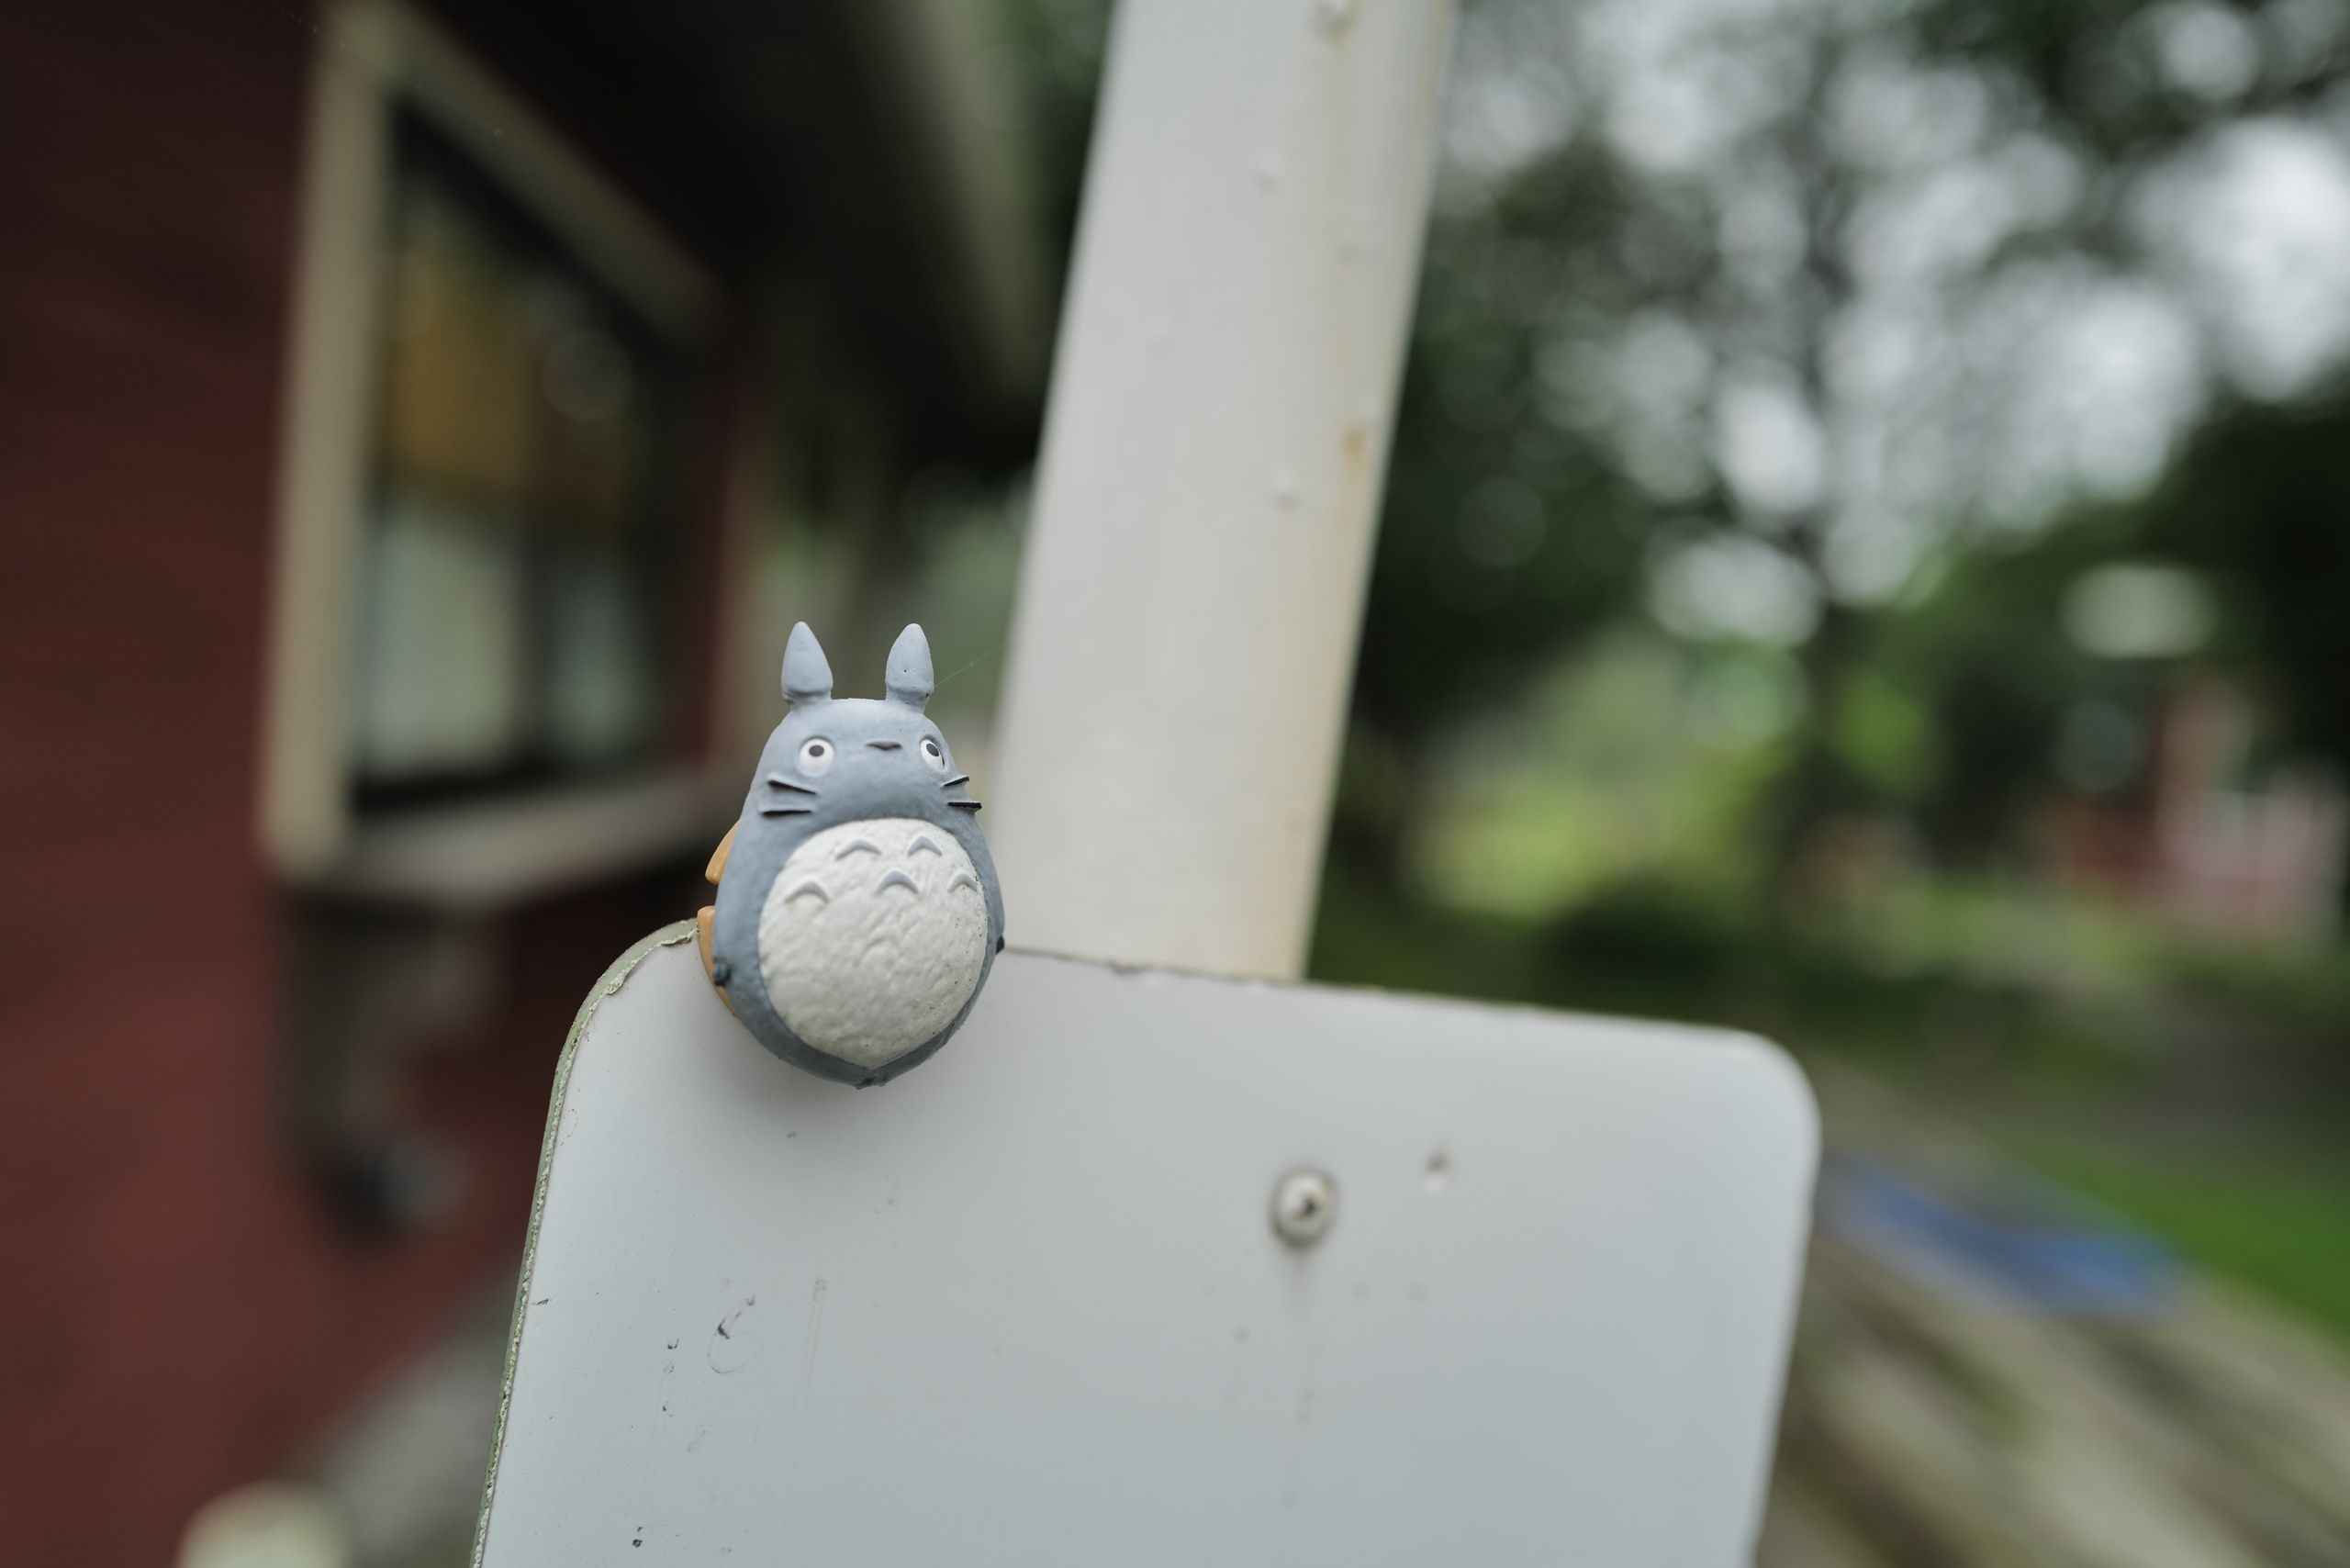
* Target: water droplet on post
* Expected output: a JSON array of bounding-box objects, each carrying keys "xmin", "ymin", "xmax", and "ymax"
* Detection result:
[{"xmin": 1313, "ymin": 0, "xmax": 1358, "ymax": 39}]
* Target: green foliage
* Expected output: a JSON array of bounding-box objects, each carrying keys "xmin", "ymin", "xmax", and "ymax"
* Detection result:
[
  {"xmin": 2158, "ymin": 937, "xmax": 2350, "ymax": 1078},
  {"xmin": 1543, "ymin": 877, "xmax": 1753, "ymax": 1011},
  {"xmin": 1917, "ymin": 0, "xmax": 2347, "ymax": 165},
  {"xmin": 995, "ymin": 0, "xmax": 1114, "ymax": 257},
  {"xmin": 1848, "ymin": 394, "xmax": 2350, "ymax": 873},
  {"xmin": 1400, "ymin": 632, "xmax": 1796, "ymax": 918},
  {"xmin": 1872, "ymin": 522, "xmax": 2154, "ymax": 860},
  {"xmin": 1833, "ymin": 667, "xmax": 1939, "ymax": 801},
  {"xmin": 1348, "ymin": 209, "xmax": 1655, "ymax": 745},
  {"xmin": 2142, "ymin": 397, "xmax": 2350, "ymax": 776},
  {"xmin": 1314, "ymin": 852, "xmax": 2159, "ymax": 1084}
]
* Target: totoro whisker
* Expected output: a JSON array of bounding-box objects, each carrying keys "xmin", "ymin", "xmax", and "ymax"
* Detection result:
[
  {"xmin": 946, "ymin": 799, "xmax": 982, "ymax": 812},
  {"xmin": 765, "ymin": 776, "xmax": 820, "ymax": 795},
  {"xmin": 758, "ymin": 804, "xmax": 813, "ymax": 816},
  {"xmin": 940, "ymin": 774, "xmax": 970, "ymax": 790}
]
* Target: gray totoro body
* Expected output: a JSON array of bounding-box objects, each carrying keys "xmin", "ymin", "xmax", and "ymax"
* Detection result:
[{"xmin": 710, "ymin": 623, "xmax": 1004, "ymax": 1085}]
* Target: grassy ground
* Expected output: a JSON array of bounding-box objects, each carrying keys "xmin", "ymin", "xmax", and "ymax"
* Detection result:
[{"xmin": 2016, "ymin": 1139, "xmax": 2350, "ymax": 1346}]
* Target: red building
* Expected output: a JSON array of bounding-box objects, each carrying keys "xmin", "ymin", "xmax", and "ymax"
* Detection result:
[
  {"xmin": 2049, "ymin": 681, "xmax": 2346, "ymax": 944},
  {"xmin": 0, "ymin": 2, "xmax": 1045, "ymax": 1560}
]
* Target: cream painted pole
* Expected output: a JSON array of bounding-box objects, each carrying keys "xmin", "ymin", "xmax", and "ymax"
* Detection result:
[{"xmin": 989, "ymin": 0, "xmax": 1456, "ymax": 980}]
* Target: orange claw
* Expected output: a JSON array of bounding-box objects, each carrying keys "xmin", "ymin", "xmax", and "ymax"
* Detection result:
[
  {"xmin": 700, "ymin": 825, "xmax": 737, "ymax": 1008},
  {"xmin": 697, "ymin": 903, "xmax": 734, "ymax": 1014}
]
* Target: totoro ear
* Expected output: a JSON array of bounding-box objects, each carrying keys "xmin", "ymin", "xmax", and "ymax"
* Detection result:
[
  {"xmin": 885, "ymin": 623, "xmax": 934, "ymax": 711},
  {"xmin": 781, "ymin": 622, "xmax": 833, "ymax": 705}
]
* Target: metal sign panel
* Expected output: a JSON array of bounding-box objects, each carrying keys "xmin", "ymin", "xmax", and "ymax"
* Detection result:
[{"xmin": 475, "ymin": 924, "xmax": 1815, "ymax": 1563}]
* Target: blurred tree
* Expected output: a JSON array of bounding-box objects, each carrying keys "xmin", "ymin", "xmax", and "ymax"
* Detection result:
[
  {"xmin": 1334, "ymin": 0, "xmax": 2350, "ymax": 903},
  {"xmin": 1874, "ymin": 519, "xmax": 2146, "ymax": 861},
  {"xmin": 1337, "ymin": 173, "xmax": 1660, "ymax": 882},
  {"xmin": 2144, "ymin": 391, "xmax": 2350, "ymax": 917},
  {"xmin": 1858, "ymin": 386, "xmax": 2350, "ymax": 894},
  {"xmin": 999, "ymin": 0, "xmax": 1115, "ymax": 264},
  {"xmin": 2143, "ymin": 394, "xmax": 2350, "ymax": 780}
]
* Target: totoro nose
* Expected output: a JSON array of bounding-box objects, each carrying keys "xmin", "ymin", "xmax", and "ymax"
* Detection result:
[{"xmin": 867, "ymin": 740, "xmax": 901, "ymax": 751}]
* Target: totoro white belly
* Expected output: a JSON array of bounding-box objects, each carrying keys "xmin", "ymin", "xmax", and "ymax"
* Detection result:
[{"xmin": 755, "ymin": 817, "xmax": 991, "ymax": 1070}]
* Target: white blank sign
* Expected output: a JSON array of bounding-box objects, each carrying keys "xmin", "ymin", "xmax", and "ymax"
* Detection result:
[{"xmin": 475, "ymin": 924, "xmax": 1816, "ymax": 1564}]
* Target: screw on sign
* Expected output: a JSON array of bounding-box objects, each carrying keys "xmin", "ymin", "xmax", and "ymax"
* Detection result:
[{"xmin": 1270, "ymin": 1168, "xmax": 1337, "ymax": 1249}]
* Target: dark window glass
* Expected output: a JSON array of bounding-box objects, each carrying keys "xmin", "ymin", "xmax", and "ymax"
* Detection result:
[{"xmin": 350, "ymin": 108, "xmax": 691, "ymax": 811}]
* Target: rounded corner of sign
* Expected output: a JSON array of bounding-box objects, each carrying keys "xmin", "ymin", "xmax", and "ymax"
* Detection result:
[
  {"xmin": 1718, "ymin": 1029, "xmax": 1822, "ymax": 1162},
  {"xmin": 554, "ymin": 922, "xmax": 701, "ymax": 1069}
]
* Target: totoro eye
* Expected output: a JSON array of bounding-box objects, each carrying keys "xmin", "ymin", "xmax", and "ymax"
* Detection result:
[
  {"xmin": 919, "ymin": 737, "xmax": 946, "ymax": 770},
  {"xmin": 798, "ymin": 737, "xmax": 836, "ymax": 775}
]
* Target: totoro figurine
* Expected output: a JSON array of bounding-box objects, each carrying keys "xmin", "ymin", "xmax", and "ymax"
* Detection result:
[{"xmin": 696, "ymin": 622, "xmax": 1004, "ymax": 1085}]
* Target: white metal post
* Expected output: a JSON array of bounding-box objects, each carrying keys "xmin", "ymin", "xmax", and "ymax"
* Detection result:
[{"xmin": 989, "ymin": 0, "xmax": 1457, "ymax": 980}]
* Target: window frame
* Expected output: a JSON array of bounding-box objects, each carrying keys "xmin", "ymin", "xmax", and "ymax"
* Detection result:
[{"xmin": 259, "ymin": 0, "xmax": 734, "ymax": 899}]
